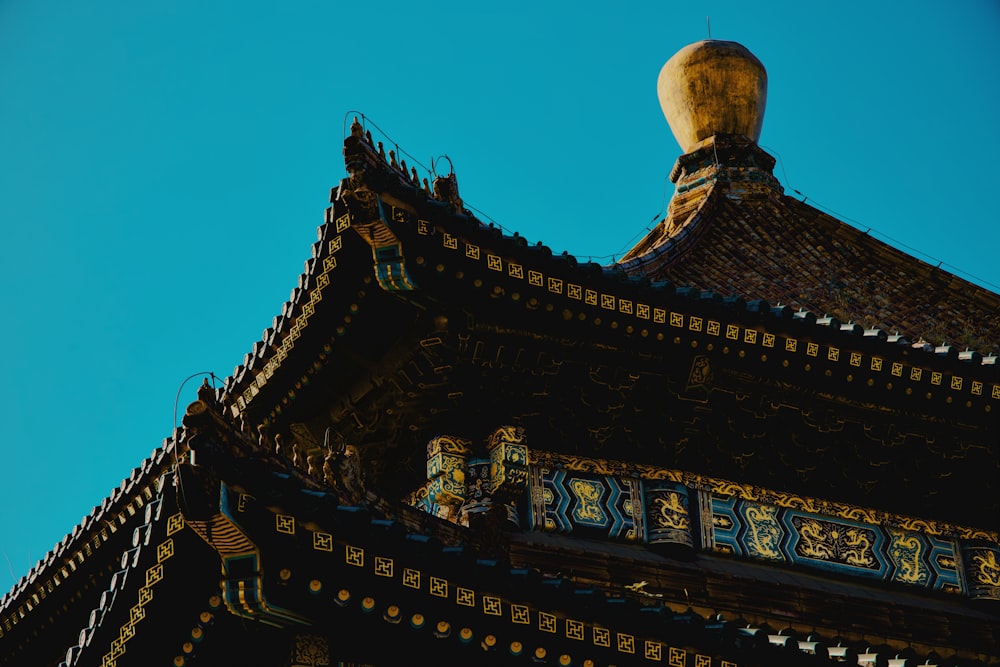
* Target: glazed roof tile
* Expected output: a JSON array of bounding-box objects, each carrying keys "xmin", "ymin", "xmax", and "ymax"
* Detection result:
[
  {"xmin": 619, "ymin": 138, "xmax": 999, "ymax": 357},
  {"xmin": 0, "ymin": 441, "xmax": 174, "ymax": 654}
]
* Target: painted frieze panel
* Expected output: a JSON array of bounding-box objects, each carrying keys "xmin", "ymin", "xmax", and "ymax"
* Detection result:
[
  {"xmin": 644, "ymin": 482, "xmax": 694, "ymax": 549},
  {"xmin": 886, "ymin": 529, "xmax": 930, "ymax": 586},
  {"xmin": 708, "ymin": 494, "xmax": 963, "ymax": 592},
  {"xmin": 488, "ymin": 426, "xmax": 529, "ymax": 500},
  {"xmin": 963, "ymin": 543, "xmax": 1000, "ymax": 601},
  {"xmin": 457, "ymin": 458, "xmax": 520, "ymax": 527},
  {"xmin": 784, "ymin": 512, "xmax": 886, "ymax": 579},
  {"xmin": 409, "ymin": 445, "xmax": 989, "ymax": 599},
  {"xmin": 529, "ymin": 468, "xmax": 642, "ymax": 541},
  {"xmin": 924, "ymin": 533, "xmax": 962, "ymax": 593},
  {"xmin": 884, "ymin": 529, "xmax": 962, "ymax": 592},
  {"xmin": 709, "ymin": 496, "xmax": 787, "ymax": 560},
  {"xmin": 740, "ymin": 503, "xmax": 786, "ymax": 562},
  {"xmin": 426, "ymin": 435, "xmax": 470, "ymax": 508},
  {"xmin": 290, "ymin": 634, "xmax": 330, "ymax": 667},
  {"xmin": 569, "ymin": 476, "xmax": 610, "ymax": 528},
  {"xmin": 709, "ymin": 495, "xmax": 744, "ymax": 557},
  {"xmin": 460, "ymin": 457, "xmax": 493, "ymax": 519}
]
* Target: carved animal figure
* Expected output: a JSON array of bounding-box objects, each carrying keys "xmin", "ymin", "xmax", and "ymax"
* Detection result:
[
  {"xmin": 743, "ymin": 506, "xmax": 782, "ymax": 559},
  {"xmin": 972, "ymin": 551, "xmax": 1000, "ymax": 586},
  {"xmin": 653, "ymin": 494, "xmax": 689, "ymax": 530},
  {"xmin": 797, "ymin": 520, "xmax": 834, "ymax": 560},
  {"xmin": 888, "ymin": 532, "xmax": 925, "ymax": 584},
  {"xmin": 842, "ymin": 529, "xmax": 875, "ymax": 567},
  {"xmin": 339, "ymin": 445, "xmax": 365, "ymax": 504}
]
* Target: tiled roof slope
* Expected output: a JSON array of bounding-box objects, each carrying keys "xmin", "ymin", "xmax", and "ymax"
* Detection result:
[
  {"xmin": 618, "ymin": 135, "xmax": 1000, "ymax": 357},
  {"xmin": 0, "ymin": 442, "xmax": 174, "ymax": 664}
]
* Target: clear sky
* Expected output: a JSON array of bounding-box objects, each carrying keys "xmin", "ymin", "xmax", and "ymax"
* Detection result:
[{"xmin": 1, "ymin": 1, "xmax": 998, "ymax": 592}]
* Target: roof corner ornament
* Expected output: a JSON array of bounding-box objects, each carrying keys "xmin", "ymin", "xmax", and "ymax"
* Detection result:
[
  {"xmin": 432, "ymin": 172, "xmax": 464, "ymax": 214},
  {"xmin": 335, "ymin": 445, "xmax": 366, "ymax": 505},
  {"xmin": 349, "ymin": 115, "xmax": 364, "ymax": 138},
  {"xmin": 339, "ymin": 176, "xmax": 418, "ymax": 292},
  {"xmin": 430, "ymin": 155, "xmax": 464, "ymax": 213}
]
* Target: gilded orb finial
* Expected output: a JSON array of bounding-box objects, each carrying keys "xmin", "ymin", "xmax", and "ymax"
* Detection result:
[{"xmin": 658, "ymin": 40, "xmax": 767, "ymax": 153}]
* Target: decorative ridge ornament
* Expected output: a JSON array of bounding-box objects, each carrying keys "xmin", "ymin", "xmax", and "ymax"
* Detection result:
[{"xmin": 658, "ymin": 40, "xmax": 767, "ymax": 153}]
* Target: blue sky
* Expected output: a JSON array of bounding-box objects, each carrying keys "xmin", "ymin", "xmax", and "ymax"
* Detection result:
[{"xmin": 1, "ymin": 1, "xmax": 998, "ymax": 591}]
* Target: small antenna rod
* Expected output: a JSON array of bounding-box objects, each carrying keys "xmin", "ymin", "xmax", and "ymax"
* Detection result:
[{"xmin": 707, "ymin": 16, "xmax": 712, "ymax": 39}]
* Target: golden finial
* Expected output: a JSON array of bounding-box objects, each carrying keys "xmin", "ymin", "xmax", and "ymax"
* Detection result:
[{"xmin": 658, "ymin": 40, "xmax": 767, "ymax": 153}]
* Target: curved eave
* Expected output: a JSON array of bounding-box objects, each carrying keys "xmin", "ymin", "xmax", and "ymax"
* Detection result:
[
  {"xmin": 175, "ymin": 444, "xmax": 1000, "ymax": 664},
  {"xmin": 222, "ymin": 134, "xmax": 998, "ymax": 435}
]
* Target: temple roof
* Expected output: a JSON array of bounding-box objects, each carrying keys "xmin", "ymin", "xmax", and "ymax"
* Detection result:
[
  {"xmin": 205, "ymin": 123, "xmax": 997, "ymax": 535},
  {"xmin": 4, "ymin": 39, "xmax": 999, "ymax": 667}
]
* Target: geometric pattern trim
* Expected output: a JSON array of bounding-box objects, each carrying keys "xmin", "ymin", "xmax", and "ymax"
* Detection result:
[
  {"xmin": 412, "ymin": 214, "xmax": 999, "ymax": 412},
  {"xmin": 0, "ymin": 480, "xmax": 161, "ymax": 642},
  {"xmin": 233, "ymin": 207, "xmax": 350, "ymax": 417},
  {"xmin": 530, "ymin": 450, "xmax": 997, "ymax": 542},
  {"xmin": 521, "ymin": 455, "xmax": 983, "ymax": 596},
  {"xmin": 166, "ymin": 512, "xmax": 185, "ymax": 536},
  {"xmin": 101, "ymin": 538, "xmax": 173, "ymax": 667},
  {"xmin": 529, "ymin": 468, "xmax": 640, "ymax": 541},
  {"xmin": 227, "ymin": 497, "xmax": 738, "ymax": 667}
]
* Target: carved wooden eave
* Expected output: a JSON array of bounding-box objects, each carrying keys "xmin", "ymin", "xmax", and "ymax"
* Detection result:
[{"xmin": 220, "ymin": 127, "xmax": 998, "ymax": 534}]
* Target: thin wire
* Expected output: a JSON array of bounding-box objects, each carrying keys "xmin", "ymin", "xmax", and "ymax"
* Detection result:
[
  {"xmin": 342, "ymin": 113, "xmax": 995, "ymax": 287},
  {"xmin": 759, "ymin": 145, "xmax": 795, "ymax": 192},
  {"xmin": 172, "ymin": 371, "xmax": 219, "ymax": 430},
  {"xmin": 462, "ymin": 203, "xmax": 504, "ymax": 229},
  {"xmin": 431, "ymin": 155, "xmax": 454, "ymax": 179},
  {"xmin": 611, "ymin": 212, "xmax": 664, "ymax": 263},
  {"xmin": 760, "ymin": 144, "xmax": 999, "ymax": 291},
  {"xmin": 345, "ymin": 113, "xmax": 997, "ymax": 282},
  {"xmin": 342, "ymin": 111, "xmax": 434, "ymax": 176},
  {"xmin": 808, "ymin": 200, "xmax": 1000, "ymax": 291},
  {"xmin": 339, "ymin": 111, "xmax": 634, "ymax": 261}
]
